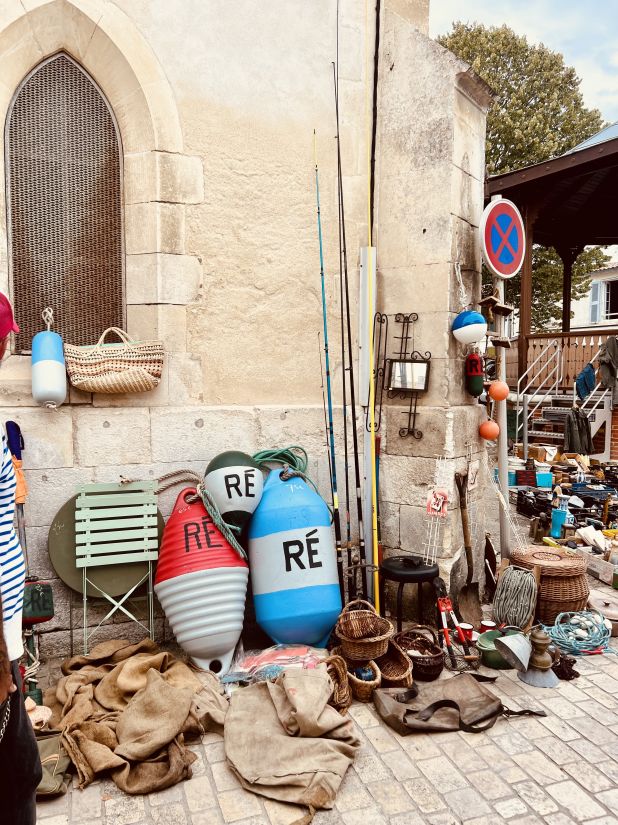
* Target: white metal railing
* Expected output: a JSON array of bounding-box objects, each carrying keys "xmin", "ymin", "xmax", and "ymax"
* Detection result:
[{"xmin": 516, "ymin": 339, "xmax": 562, "ymax": 453}]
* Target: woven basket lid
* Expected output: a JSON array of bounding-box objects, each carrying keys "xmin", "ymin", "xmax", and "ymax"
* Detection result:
[{"xmin": 511, "ymin": 547, "xmax": 586, "ymax": 577}]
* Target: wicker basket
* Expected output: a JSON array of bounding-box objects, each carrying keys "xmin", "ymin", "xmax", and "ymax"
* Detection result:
[
  {"xmin": 375, "ymin": 639, "xmax": 413, "ymax": 687},
  {"xmin": 65, "ymin": 327, "xmax": 164, "ymax": 394},
  {"xmin": 335, "ymin": 599, "xmax": 393, "ymax": 661},
  {"xmin": 511, "ymin": 547, "xmax": 587, "ymax": 577},
  {"xmin": 394, "ymin": 625, "xmax": 444, "ymax": 681},
  {"xmin": 511, "ymin": 547, "xmax": 590, "ymax": 624},
  {"xmin": 332, "ymin": 646, "xmax": 381, "ymax": 701},
  {"xmin": 324, "ymin": 654, "xmax": 352, "ymax": 714}
]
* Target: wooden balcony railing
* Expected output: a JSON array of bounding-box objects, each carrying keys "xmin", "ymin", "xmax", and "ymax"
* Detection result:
[{"xmin": 507, "ymin": 328, "xmax": 618, "ymax": 391}]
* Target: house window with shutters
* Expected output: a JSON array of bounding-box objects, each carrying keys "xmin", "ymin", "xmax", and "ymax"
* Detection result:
[
  {"xmin": 5, "ymin": 52, "xmax": 123, "ymax": 354},
  {"xmin": 590, "ymin": 281, "xmax": 602, "ymax": 323}
]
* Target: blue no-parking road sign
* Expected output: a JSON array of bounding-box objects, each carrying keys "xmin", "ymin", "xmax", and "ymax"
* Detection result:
[{"xmin": 480, "ymin": 198, "xmax": 525, "ymax": 279}]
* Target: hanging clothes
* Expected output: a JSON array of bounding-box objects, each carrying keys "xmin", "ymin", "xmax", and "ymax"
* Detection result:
[
  {"xmin": 564, "ymin": 408, "xmax": 593, "ymax": 455},
  {"xmin": 575, "ymin": 363, "xmax": 596, "ymax": 401},
  {"xmin": 599, "ymin": 336, "xmax": 618, "ymax": 403}
]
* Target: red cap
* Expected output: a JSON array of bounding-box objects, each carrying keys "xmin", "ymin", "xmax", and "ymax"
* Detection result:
[{"xmin": 0, "ymin": 293, "xmax": 19, "ymax": 338}]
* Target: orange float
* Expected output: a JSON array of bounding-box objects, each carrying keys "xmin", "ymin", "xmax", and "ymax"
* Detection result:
[
  {"xmin": 488, "ymin": 380, "xmax": 509, "ymax": 401},
  {"xmin": 479, "ymin": 419, "xmax": 500, "ymax": 441}
]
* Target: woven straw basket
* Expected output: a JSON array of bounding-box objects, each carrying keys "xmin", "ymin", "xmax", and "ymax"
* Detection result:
[
  {"xmin": 331, "ymin": 646, "xmax": 381, "ymax": 702},
  {"xmin": 510, "ymin": 547, "xmax": 589, "ymax": 624},
  {"xmin": 65, "ymin": 327, "xmax": 164, "ymax": 394},
  {"xmin": 375, "ymin": 639, "xmax": 413, "ymax": 688},
  {"xmin": 394, "ymin": 625, "xmax": 443, "ymax": 681},
  {"xmin": 335, "ymin": 599, "xmax": 393, "ymax": 661}
]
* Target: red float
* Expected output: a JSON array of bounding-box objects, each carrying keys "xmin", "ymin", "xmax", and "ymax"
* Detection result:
[
  {"xmin": 154, "ymin": 488, "xmax": 248, "ymax": 675},
  {"xmin": 155, "ymin": 488, "xmax": 247, "ymax": 585}
]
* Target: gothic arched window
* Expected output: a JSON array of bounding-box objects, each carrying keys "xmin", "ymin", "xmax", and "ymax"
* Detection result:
[{"xmin": 6, "ymin": 53, "xmax": 123, "ymax": 353}]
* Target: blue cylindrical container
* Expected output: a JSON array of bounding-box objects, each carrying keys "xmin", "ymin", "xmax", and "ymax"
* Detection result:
[
  {"xmin": 247, "ymin": 470, "xmax": 342, "ymax": 646},
  {"xmin": 551, "ymin": 497, "xmax": 574, "ymax": 539},
  {"xmin": 31, "ymin": 329, "xmax": 66, "ymax": 408}
]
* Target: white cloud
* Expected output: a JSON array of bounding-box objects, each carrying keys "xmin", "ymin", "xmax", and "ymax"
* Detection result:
[{"xmin": 429, "ymin": 0, "xmax": 618, "ymax": 121}]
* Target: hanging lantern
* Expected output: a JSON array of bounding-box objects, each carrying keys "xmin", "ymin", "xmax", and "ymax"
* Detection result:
[
  {"xmin": 204, "ymin": 451, "xmax": 264, "ymax": 529},
  {"xmin": 452, "ymin": 310, "xmax": 487, "ymax": 345},
  {"xmin": 479, "ymin": 419, "xmax": 500, "ymax": 441},
  {"xmin": 488, "ymin": 380, "xmax": 510, "ymax": 401},
  {"xmin": 465, "ymin": 352, "xmax": 484, "ymax": 397}
]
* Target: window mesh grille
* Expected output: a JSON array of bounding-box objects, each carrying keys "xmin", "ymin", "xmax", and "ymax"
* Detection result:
[{"xmin": 6, "ymin": 53, "xmax": 123, "ymax": 353}]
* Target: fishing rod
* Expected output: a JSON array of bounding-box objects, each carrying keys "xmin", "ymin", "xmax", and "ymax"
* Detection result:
[
  {"xmin": 334, "ymin": 17, "xmax": 354, "ymax": 600},
  {"xmin": 317, "ymin": 331, "xmax": 334, "ymax": 505},
  {"xmin": 333, "ymin": 60, "xmax": 368, "ymax": 599},
  {"xmin": 364, "ymin": 0, "xmax": 380, "ymax": 610},
  {"xmin": 313, "ymin": 130, "xmax": 345, "ymax": 599}
]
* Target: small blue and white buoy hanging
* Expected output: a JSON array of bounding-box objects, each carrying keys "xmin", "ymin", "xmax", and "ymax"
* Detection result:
[
  {"xmin": 452, "ymin": 310, "xmax": 488, "ymax": 345},
  {"xmin": 31, "ymin": 307, "xmax": 66, "ymax": 409},
  {"xmin": 451, "ymin": 262, "xmax": 488, "ymax": 345}
]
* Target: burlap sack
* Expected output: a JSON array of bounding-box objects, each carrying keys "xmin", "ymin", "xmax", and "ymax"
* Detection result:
[{"xmin": 225, "ymin": 670, "xmax": 360, "ymax": 822}]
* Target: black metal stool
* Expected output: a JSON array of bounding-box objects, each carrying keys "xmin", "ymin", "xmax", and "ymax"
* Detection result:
[{"xmin": 379, "ymin": 555, "xmax": 439, "ymax": 632}]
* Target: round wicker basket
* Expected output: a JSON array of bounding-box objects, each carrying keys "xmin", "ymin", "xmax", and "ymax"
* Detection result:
[
  {"xmin": 375, "ymin": 639, "xmax": 413, "ymax": 688},
  {"xmin": 510, "ymin": 547, "xmax": 589, "ymax": 624},
  {"xmin": 331, "ymin": 646, "xmax": 381, "ymax": 702},
  {"xmin": 335, "ymin": 599, "xmax": 393, "ymax": 661},
  {"xmin": 324, "ymin": 654, "xmax": 352, "ymax": 714},
  {"xmin": 394, "ymin": 625, "xmax": 443, "ymax": 681},
  {"xmin": 511, "ymin": 547, "xmax": 586, "ymax": 577}
]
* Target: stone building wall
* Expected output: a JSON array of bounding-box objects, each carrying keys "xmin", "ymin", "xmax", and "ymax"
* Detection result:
[
  {"xmin": 0, "ymin": 0, "xmax": 491, "ymax": 655},
  {"xmin": 374, "ymin": 7, "xmax": 494, "ymax": 605}
]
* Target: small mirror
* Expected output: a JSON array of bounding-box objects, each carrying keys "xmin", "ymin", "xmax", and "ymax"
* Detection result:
[{"xmin": 388, "ymin": 359, "xmax": 430, "ymax": 393}]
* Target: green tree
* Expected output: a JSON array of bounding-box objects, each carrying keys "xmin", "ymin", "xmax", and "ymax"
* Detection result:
[{"xmin": 438, "ymin": 23, "xmax": 608, "ymax": 328}]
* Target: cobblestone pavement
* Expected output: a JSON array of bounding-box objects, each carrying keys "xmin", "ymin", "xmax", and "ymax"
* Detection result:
[{"xmin": 36, "ymin": 634, "xmax": 618, "ymax": 825}]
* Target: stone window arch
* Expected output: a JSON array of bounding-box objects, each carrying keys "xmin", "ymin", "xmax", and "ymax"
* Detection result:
[{"xmin": 5, "ymin": 52, "xmax": 124, "ymax": 353}]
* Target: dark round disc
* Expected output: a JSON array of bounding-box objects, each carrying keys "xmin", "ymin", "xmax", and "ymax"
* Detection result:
[{"xmin": 47, "ymin": 494, "xmax": 164, "ymax": 597}]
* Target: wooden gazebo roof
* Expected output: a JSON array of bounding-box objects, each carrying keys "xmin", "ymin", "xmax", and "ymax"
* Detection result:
[{"xmin": 485, "ymin": 124, "xmax": 618, "ymax": 373}]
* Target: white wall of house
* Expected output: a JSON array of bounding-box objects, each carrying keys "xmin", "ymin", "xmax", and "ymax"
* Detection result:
[{"xmin": 572, "ymin": 263, "xmax": 618, "ymax": 329}]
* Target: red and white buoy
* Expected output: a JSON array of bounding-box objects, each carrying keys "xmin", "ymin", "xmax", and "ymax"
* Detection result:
[{"xmin": 154, "ymin": 488, "xmax": 248, "ymax": 675}]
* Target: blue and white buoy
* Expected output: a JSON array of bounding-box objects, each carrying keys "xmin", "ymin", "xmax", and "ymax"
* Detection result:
[
  {"xmin": 452, "ymin": 310, "xmax": 488, "ymax": 345},
  {"xmin": 247, "ymin": 470, "xmax": 342, "ymax": 646},
  {"xmin": 31, "ymin": 308, "xmax": 66, "ymax": 408}
]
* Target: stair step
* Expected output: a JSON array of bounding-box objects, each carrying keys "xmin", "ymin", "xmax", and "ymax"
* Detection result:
[
  {"xmin": 527, "ymin": 430, "xmax": 564, "ymax": 441},
  {"xmin": 530, "ymin": 418, "xmax": 564, "ymax": 429}
]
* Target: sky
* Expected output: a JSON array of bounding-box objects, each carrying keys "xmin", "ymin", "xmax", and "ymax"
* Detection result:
[{"xmin": 429, "ymin": 0, "xmax": 618, "ymax": 124}]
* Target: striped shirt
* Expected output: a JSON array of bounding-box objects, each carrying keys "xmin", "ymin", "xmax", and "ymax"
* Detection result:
[{"xmin": 1, "ymin": 423, "xmax": 25, "ymax": 660}]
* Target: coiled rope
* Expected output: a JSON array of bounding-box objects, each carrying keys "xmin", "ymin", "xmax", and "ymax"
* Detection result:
[
  {"xmin": 253, "ymin": 446, "xmax": 331, "ymax": 516},
  {"xmin": 492, "ymin": 565, "xmax": 537, "ymax": 629},
  {"xmin": 253, "ymin": 446, "xmax": 309, "ymax": 474},
  {"xmin": 195, "ymin": 483, "xmax": 247, "ymax": 561},
  {"xmin": 121, "ymin": 469, "xmax": 247, "ymax": 560},
  {"xmin": 541, "ymin": 610, "xmax": 614, "ymax": 656}
]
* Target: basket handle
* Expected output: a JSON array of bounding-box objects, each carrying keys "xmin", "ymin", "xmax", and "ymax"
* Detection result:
[
  {"xmin": 340, "ymin": 598, "xmax": 378, "ymax": 616},
  {"xmin": 92, "ymin": 327, "xmax": 135, "ymax": 351},
  {"xmin": 407, "ymin": 624, "xmax": 439, "ymax": 645}
]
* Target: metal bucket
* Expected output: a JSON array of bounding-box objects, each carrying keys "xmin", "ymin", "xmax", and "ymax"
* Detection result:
[{"xmin": 494, "ymin": 633, "xmax": 531, "ymax": 672}]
